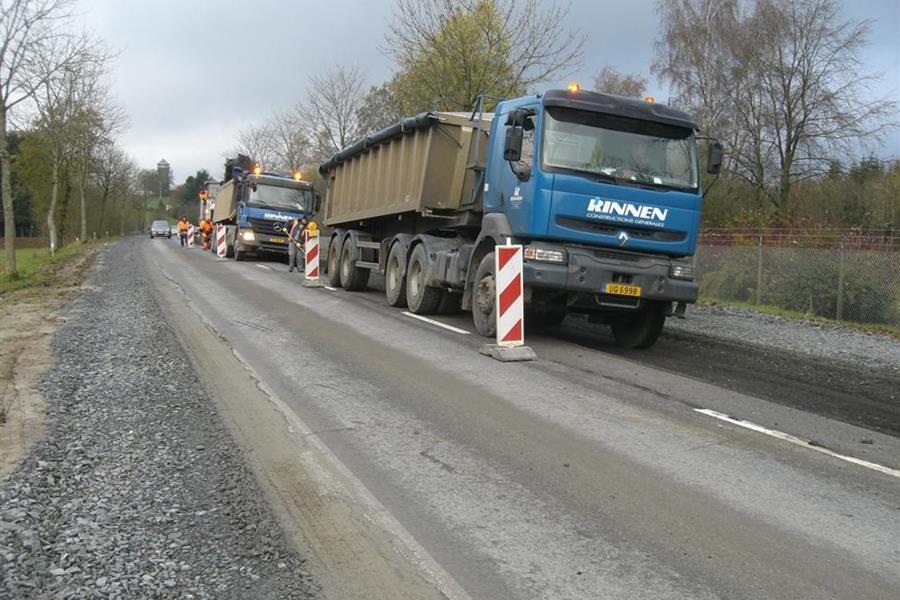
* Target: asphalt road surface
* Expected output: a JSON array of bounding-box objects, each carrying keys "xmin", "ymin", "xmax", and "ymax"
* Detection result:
[{"xmin": 140, "ymin": 237, "xmax": 900, "ymax": 600}]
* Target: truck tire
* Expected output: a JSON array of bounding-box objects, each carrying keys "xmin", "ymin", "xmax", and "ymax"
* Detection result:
[
  {"xmin": 340, "ymin": 238, "xmax": 369, "ymax": 291},
  {"xmin": 327, "ymin": 239, "xmax": 342, "ymax": 287},
  {"xmin": 406, "ymin": 244, "xmax": 443, "ymax": 314},
  {"xmin": 234, "ymin": 239, "xmax": 246, "ymax": 261},
  {"xmin": 471, "ymin": 252, "xmax": 496, "ymax": 337},
  {"xmin": 437, "ymin": 291, "xmax": 462, "ymax": 315},
  {"xmin": 385, "ymin": 243, "xmax": 407, "ymax": 307},
  {"xmin": 610, "ymin": 301, "xmax": 666, "ymax": 349}
]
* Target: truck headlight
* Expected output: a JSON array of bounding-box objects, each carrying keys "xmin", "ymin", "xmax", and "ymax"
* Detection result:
[
  {"xmin": 241, "ymin": 229, "xmax": 256, "ymax": 241},
  {"xmin": 524, "ymin": 246, "xmax": 566, "ymax": 264},
  {"xmin": 669, "ymin": 264, "xmax": 695, "ymax": 280}
]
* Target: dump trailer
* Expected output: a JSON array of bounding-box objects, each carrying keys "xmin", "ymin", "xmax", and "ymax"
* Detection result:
[
  {"xmin": 319, "ymin": 88, "xmax": 721, "ymax": 348},
  {"xmin": 211, "ymin": 158, "xmax": 316, "ymax": 260}
]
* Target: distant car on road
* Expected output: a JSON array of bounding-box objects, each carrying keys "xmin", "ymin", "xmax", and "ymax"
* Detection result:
[{"xmin": 150, "ymin": 220, "xmax": 172, "ymax": 239}]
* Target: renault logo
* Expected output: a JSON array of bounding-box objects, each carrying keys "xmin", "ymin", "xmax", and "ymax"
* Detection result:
[{"xmin": 617, "ymin": 231, "xmax": 629, "ymax": 247}]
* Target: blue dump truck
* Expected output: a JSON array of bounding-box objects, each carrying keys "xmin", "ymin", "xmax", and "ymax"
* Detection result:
[
  {"xmin": 211, "ymin": 155, "xmax": 316, "ymax": 260},
  {"xmin": 318, "ymin": 87, "xmax": 721, "ymax": 348}
]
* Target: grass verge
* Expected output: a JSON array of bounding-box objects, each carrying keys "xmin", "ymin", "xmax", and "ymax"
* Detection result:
[
  {"xmin": 698, "ymin": 296, "xmax": 900, "ymax": 339},
  {"xmin": 0, "ymin": 242, "xmax": 99, "ymax": 294}
]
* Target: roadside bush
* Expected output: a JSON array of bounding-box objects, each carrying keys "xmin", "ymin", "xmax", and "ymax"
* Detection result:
[{"xmin": 698, "ymin": 246, "xmax": 900, "ymax": 326}]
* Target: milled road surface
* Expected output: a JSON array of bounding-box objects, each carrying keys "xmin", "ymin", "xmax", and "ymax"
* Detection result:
[{"xmin": 142, "ymin": 237, "xmax": 900, "ymax": 600}]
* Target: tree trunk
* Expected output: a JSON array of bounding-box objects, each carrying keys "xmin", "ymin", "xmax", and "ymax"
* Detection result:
[
  {"xmin": 98, "ymin": 188, "xmax": 109, "ymax": 236},
  {"xmin": 60, "ymin": 178, "xmax": 72, "ymax": 244},
  {"xmin": 79, "ymin": 164, "xmax": 88, "ymax": 242},
  {"xmin": 47, "ymin": 156, "xmax": 61, "ymax": 253},
  {"xmin": 119, "ymin": 195, "xmax": 126, "ymax": 237},
  {"xmin": 0, "ymin": 109, "xmax": 17, "ymax": 278}
]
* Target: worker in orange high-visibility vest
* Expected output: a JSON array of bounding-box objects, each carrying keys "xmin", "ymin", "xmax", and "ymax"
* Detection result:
[
  {"xmin": 177, "ymin": 217, "xmax": 191, "ymax": 247},
  {"xmin": 198, "ymin": 217, "xmax": 214, "ymax": 250}
]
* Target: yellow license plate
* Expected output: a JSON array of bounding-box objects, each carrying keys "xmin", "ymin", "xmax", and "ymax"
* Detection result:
[
  {"xmin": 268, "ymin": 236, "xmax": 285, "ymax": 243},
  {"xmin": 604, "ymin": 283, "xmax": 642, "ymax": 297}
]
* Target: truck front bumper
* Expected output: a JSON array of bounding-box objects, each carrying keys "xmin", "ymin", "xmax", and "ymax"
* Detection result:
[{"xmin": 523, "ymin": 244, "xmax": 698, "ymax": 307}]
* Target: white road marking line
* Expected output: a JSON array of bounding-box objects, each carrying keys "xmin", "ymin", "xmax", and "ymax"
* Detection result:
[
  {"xmin": 402, "ymin": 312, "xmax": 471, "ymax": 335},
  {"xmin": 694, "ymin": 408, "xmax": 900, "ymax": 479},
  {"xmin": 324, "ymin": 285, "xmax": 337, "ymax": 291},
  {"xmin": 256, "ymin": 264, "xmax": 272, "ymax": 271}
]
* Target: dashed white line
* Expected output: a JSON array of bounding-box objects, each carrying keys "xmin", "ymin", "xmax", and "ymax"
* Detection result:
[
  {"xmin": 694, "ymin": 408, "xmax": 900, "ymax": 479},
  {"xmin": 255, "ymin": 264, "xmax": 272, "ymax": 271},
  {"xmin": 402, "ymin": 312, "xmax": 471, "ymax": 335}
]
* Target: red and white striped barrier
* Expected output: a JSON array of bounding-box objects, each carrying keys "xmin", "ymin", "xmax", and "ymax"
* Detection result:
[
  {"xmin": 305, "ymin": 229, "xmax": 320, "ymax": 279},
  {"xmin": 495, "ymin": 244, "xmax": 524, "ymax": 346},
  {"xmin": 216, "ymin": 225, "xmax": 227, "ymax": 257},
  {"xmin": 187, "ymin": 226, "xmax": 195, "ymax": 248},
  {"xmin": 479, "ymin": 242, "xmax": 534, "ymax": 361}
]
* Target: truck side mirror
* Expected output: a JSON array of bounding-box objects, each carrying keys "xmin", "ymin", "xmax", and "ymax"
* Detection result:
[
  {"xmin": 707, "ymin": 141, "xmax": 723, "ymax": 175},
  {"xmin": 504, "ymin": 126, "xmax": 523, "ymax": 162},
  {"xmin": 314, "ymin": 193, "xmax": 322, "ymax": 213}
]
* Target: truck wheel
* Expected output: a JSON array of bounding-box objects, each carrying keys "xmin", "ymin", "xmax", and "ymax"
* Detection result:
[
  {"xmin": 385, "ymin": 243, "xmax": 407, "ymax": 307},
  {"xmin": 437, "ymin": 291, "xmax": 462, "ymax": 315},
  {"xmin": 471, "ymin": 252, "xmax": 496, "ymax": 337},
  {"xmin": 406, "ymin": 244, "xmax": 442, "ymax": 314},
  {"xmin": 340, "ymin": 238, "xmax": 369, "ymax": 291},
  {"xmin": 610, "ymin": 302, "xmax": 666, "ymax": 349},
  {"xmin": 327, "ymin": 239, "xmax": 342, "ymax": 287},
  {"xmin": 234, "ymin": 240, "xmax": 246, "ymax": 261},
  {"xmin": 526, "ymin": 308, "xmax": 566, "ymax": 327}
]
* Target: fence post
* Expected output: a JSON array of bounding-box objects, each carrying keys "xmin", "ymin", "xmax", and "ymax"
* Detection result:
[
  {"xmin": 836, "ymin": 243, "xmax": 845, "ymax": 321},
  {"xmin": 756, "ymin": 234, "xmax": 763, "ymax": 305}
]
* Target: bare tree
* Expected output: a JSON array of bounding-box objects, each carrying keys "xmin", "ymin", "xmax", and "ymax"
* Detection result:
[
  {"xmin": 294, "ymin": 65, "xmax": 368, "ymax": 162},
  {"xmin": 92, "ymin": 142, "xmax": 132, "ymax": 236},
  {"xmin": 356, "ymin": 83, "xmax": 405, "ymax": 137},
  {"xmin": 592, "ymin": 66, "xmax": 647, "ymax": 97},
  {"xmin": 70, "ymin": 57, "xmax": 123, "ymax": 242},
  {"xmin": 31, "ymin": 39, "xmax": 107, "ymax": 250},
  {"xmin": 654, "ymin": 0, "xmax": 896, "ymax": 216},
  {"xmin": 385, "ymin": 0, "xmax": 584, "ymax": 111},
  {"xmin": 234, "ymin": 122, "xmax": 278, "ymax": 170},
  {"xmin": 0, "ymin": 0, "xmax": 83, "ymax": 276}
]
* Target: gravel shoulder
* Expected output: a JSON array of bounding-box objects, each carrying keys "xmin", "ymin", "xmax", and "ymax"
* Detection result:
[
  {"xmin": 0, "ymin": 242, "xmax": 317, "ymax": 599},
  {"xmin": 668, "ymin": 303, "xmax": 900, "ymax": 374}
]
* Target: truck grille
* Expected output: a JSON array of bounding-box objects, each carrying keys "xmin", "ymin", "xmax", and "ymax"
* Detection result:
[
  {"xmin": 247, "ymin": 217, "xmax": 286, "ymax": 237},
  {"xmin": 556, "ymin": 216, "xmax": 686, "ymax": 243}
]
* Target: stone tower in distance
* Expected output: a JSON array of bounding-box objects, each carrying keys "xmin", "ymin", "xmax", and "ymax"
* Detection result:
[{"xmin": 157, "ymin": 159, "xmax": 171, "ymax": 197}]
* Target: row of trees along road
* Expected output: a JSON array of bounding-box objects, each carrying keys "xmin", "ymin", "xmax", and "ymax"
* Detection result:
[
  {"xmin": 237, "ymin": 0, "xmax": 895, "ymax": 232},
  {"xmin": 1, "ymin": 0, "xmax": 138, "ymax": 279}
]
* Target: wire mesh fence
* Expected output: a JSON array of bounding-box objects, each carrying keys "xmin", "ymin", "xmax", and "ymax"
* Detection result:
[{"xmin": 695, "ymin": 229, "xmax": 900, "ymax": 327}]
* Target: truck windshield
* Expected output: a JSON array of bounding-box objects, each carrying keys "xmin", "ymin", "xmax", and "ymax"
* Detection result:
[
  {"xmin": 542, "ymin": 107, "xmax": 698, "ymax": 191},
  {"xmin": 247, "ymin": 185, "xmax": 313, "ymax": 213}
]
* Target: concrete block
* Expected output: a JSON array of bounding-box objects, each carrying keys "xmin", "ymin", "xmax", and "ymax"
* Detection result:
[
  {"xmin": 479, "ymin": 344, "xmax": 537, "ymax": 362},
  {"xmin": 302, "ymin": 278, "xmax": 324, "ymax": 288}
]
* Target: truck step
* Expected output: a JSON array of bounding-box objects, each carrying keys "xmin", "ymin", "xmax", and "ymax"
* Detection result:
[
  {"xmin": 355, "ymin": 260, "xmax": 380, "ymax": 270},
  {"xmin": 357, "ymin": 241, "xmax": 380, "ymax": 250}
]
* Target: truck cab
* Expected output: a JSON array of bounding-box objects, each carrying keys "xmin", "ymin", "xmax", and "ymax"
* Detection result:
[
  {"xmin": 212, "ymin": 165, "xmax": 316, "ymax": 260},
  {"xmin": 474, "ymin": 88, "xmax": 719, "ymax": 346}
]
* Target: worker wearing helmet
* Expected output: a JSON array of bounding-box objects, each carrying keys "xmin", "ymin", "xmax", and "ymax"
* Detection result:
[{"xmin": 287, "ymin": 216, "xmax": 309, "ymax": 272}]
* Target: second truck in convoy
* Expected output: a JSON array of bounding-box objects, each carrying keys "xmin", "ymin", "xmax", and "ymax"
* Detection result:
[
  {"xmin": 211, "ymin": 156, "xmax": 316, "ymax": 260},
  {"xmin": 318, "ymin": 87, "xmax": 721, "ymax": 348}
]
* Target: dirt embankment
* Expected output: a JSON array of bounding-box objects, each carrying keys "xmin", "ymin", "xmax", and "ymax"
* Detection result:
[{"xmin": 0, "ymin": 244, "xmax": 103, "ymax": 477}]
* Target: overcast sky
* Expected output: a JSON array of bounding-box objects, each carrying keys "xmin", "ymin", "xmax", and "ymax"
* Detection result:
[{"xmin": 79, "ymin": 0, "xmax": 900, "ymax": 183}]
